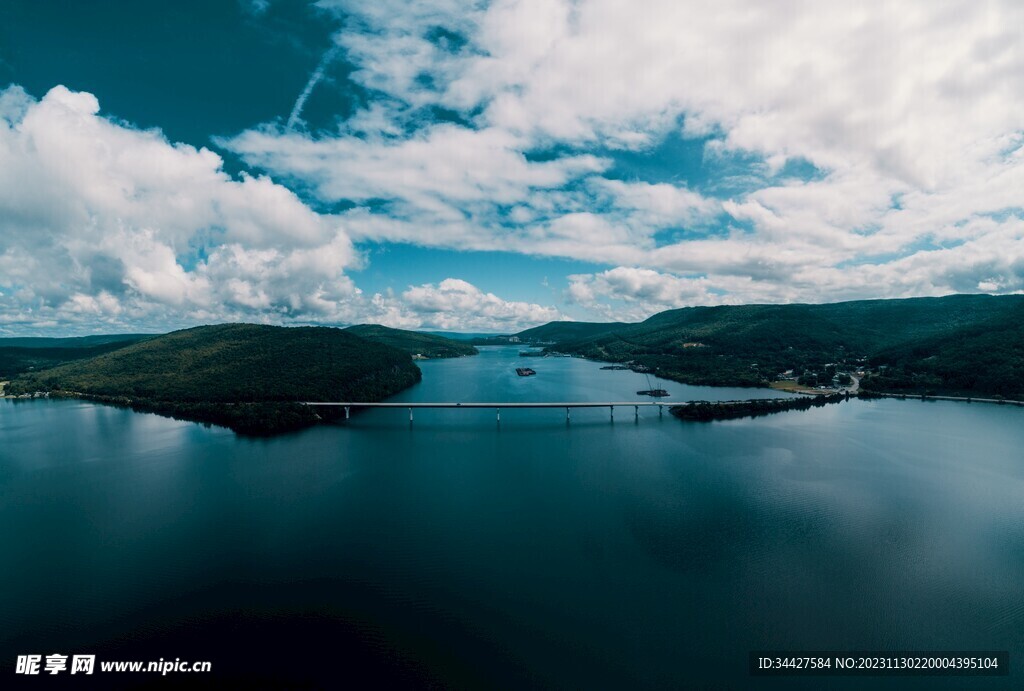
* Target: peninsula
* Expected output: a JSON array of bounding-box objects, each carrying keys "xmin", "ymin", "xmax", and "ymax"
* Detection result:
[
  {"xmin": 4, "ymin": 324, "xmax": 431, "ymax": 434},
  {"xmin": 6, "ymin": 294, "xmax": 1024, "ymax": 433}
]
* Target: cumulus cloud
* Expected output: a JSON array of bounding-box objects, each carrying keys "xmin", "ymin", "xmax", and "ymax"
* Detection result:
[
  {"xmin": 0, "ymin": 85, "xmax": 560, "ymax": 334},
  {"xmin": 367, "ymin": 278, "xmax": 561, "ymax": 331},
  {"xmin": 566, "ymin": 267, "xmax": 732, "ymax": 322},
  {"xmin": 10, "ymin": 2, "xmax": 1024, "ymax": 331},
  {"xmin": 569, "ymin": 217, "xmax": 1024, "ymax": 320},
  {"xmin": 0, "ymin": 85, "xmax": 368, "ymax": 332},
  {"xmin": 219, "ymin": 0, "xmax": 1024, "ymax": 320},
  {"xmin": 446, "ymin": 0, "xmax": 1024, "ymax": 188}
]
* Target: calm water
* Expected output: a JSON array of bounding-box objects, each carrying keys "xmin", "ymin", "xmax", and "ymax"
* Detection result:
[{"xmin": 1, "ymin": 347, "xmax": 1022, "ymax": 688}]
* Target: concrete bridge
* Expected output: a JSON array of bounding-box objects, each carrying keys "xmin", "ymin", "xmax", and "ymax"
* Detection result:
[{"xmin": 303, "ymin": 401, "xmax": 679, "ymax": 422}]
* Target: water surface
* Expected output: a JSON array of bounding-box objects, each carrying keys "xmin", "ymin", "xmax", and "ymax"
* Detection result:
[{"xmin": 1, "ymin": 347, "xmax": 1021, "ymax": 688}]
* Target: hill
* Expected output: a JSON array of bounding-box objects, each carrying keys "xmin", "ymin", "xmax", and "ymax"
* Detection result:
[
  {"xmin": 860, "ymin": 300, "xmax": 1024, "ymax": 397},
  {"xmin": 0, "ymin": 334, "xmax": 153, "ymax": 378},
  {"xmin": 543, "ymin": 294, "xmax": 1024, "ymax": 397},
  {"xmin": 423, "ymin": 331, "xmax": 497, "ymax": 341},
  {"xmin": 0, "ymin": 334, "xmax": 152, "ymax": 348},
  {"xmin": 344, "ymin": 324, "xmax": 478, "ymax": 358},
  {"xmin": 6, "ymin": 324, "xmax": 421, "ymax": 434},
  {"xmin": 514, "ymin": 321, "xmax": 631, "ymax": 343}
]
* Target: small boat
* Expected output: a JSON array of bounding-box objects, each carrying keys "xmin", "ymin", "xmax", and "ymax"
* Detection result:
[{"xmin": 516, "ymin": 367, "xmax": 536, "ymax": 377}]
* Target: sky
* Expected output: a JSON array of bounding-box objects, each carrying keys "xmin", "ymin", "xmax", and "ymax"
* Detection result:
[{"xmin": 1, "ymin": 0, "xmax": 1023, "ymax": 335}]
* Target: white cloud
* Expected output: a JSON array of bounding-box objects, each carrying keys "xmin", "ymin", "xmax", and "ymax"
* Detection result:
[
  {"xmin": 443, "ymin": 0, "xmax": 1024, "ymax": 189},
  {"xmin": 317, "ymin": 0, "xmax": 485, "ymax": 108},
  {"xmin": 594, "ymin": 179, "xmax": 720, "ymax": 228},
  {"xmin": 0, "ymin": 85, "xmax": 564, "ymax": 335},
  {"xmin": 10, "ymin": 2, "xmax": 1024, "ymax": 331},
  {"xmin": 220, "ymin": 0, "xmax": 1024, "ymax": 318},
  {"xmin": 570, "ymin": 216, "xmax": 1024, "ymax": 320},
  {"xmin": 228, "ymin": 124, "xmax": 608, "ymax": 211},
  {"xmin": 0, "ymin": 85, "xmax": 369, "ymax": 333},
  {"xmin": 372, "ymin": 278, "xmax": 561, "ymax": 331},
  {"xmin": 566, "ymin": 267, "xmax": 727, "ymax": 321}
]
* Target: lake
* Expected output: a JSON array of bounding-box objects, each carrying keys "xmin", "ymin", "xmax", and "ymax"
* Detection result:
[{"xmin": 1, "ymin": 346, "xmax": 1022, "ymax": 688}]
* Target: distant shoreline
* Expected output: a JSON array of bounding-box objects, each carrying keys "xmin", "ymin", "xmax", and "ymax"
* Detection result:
[{"xmin": 862, "ymin": 391, "xmax": 1024, "ymax": 406}]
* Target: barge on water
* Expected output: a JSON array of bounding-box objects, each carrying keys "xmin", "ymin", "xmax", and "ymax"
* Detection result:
[
  {"xmin": 516, "ymin": 367, "xmax": 537, "ymax": 377},
  {"xmin": 637, "ymin": 374, "xmax": 668, "ymax": 397}
]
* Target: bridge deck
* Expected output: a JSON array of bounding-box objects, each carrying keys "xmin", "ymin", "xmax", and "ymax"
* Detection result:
[{"xmin": 303, "ymin": 401, "xmax": 680, "ymax": 408}]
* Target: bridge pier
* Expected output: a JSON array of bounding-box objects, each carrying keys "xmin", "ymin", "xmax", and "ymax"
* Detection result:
[{"xmin": 303, "ymin": 401, "xmax": 681, "ymax": 424}]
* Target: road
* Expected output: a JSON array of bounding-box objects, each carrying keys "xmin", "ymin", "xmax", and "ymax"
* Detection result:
[{"xmin": 845, "ymin": 373, "xmax": 860, "ymax": 393}]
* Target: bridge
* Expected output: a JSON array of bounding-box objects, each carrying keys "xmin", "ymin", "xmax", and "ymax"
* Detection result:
[{"xmin": 303, "ymin": 401, "xmax": 681, "ymax": 422}]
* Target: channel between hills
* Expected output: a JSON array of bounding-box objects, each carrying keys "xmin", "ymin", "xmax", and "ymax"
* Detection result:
[{"xmin": 4, "ymin": 294, "xmax": 1023, "ymax": 435}]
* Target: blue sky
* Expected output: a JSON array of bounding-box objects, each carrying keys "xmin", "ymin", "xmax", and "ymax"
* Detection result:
[{"xmin": 2, "ymin": 0, "xmax": 1023, "ymax": 335}]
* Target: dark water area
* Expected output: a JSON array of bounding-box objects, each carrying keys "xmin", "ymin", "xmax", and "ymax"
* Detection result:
[{"xmin": 1, "ymin": 347, "xmax": 1022, "ymax": 688}]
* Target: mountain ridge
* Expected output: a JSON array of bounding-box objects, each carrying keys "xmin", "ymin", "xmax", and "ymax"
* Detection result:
[
  {"xmin": 344, "ymin": 324, "xmax": 478, "ymax": 358},
  {"xmin": 530, "ymin": 294, "xmax": 1024, "ymax": 397}
]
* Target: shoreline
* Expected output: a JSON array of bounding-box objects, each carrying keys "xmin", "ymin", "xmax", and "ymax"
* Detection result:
[
  {"xmin": 7, "ymin": 382, "xmax": 1022, "ymax": 434},
  {"xmin": 862, "ymin": 391, "xmax": 1024, "ymax": 406},
  {"xmin": 569, "ymin": 349, "xmax": 861, "ymax": 397},
  {"xmin": 769, "ymin": 380, "xmax": 841, "ymax": 396}
]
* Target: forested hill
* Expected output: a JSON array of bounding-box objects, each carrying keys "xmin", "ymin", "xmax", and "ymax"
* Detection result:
[
  {"xmin": 0, "ymin": 334, "xmax": 152, "ymax": 378},
  {"xmin": 862, "ymin": 300, "xmax": 1024, "ymax": 397},
  {"xmin": 514, "ymin": 321, "xmax": 631, "ymax": 343},
  {"xmin": 6, "ymin": 324, "xmax": 421, "ymax": 434},
  {"xmin": 542, "ymin": 294, "xmax": 1024, "ymax": 398},
  {"xmin": 0, "ymin": 334, "xmax": 152, "ymax": 348},
  {"xmin": 344, "ymin": 324, "xmax": 478, "ymax": 358}
]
